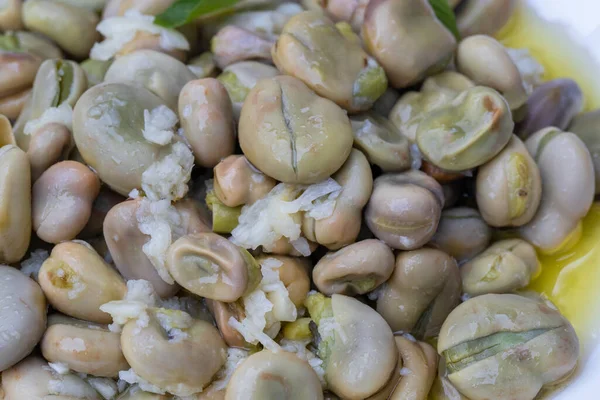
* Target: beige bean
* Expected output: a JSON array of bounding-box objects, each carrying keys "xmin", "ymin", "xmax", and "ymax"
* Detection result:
[
  {"xmin": 22, "ymin": 1, "xmax": 99, "ymax": 59},
  {"xmin": 0, "ymin": 0, "xmax": 23, "ymax": 31},
  {"xmin": 225, "ymin": 350, "xmax": 323, "ymax": 400},
  {"xmin": 117, "ymin": 386, "xmax": 173, "ymax": 399},
  {"xmin": 38, "ymin": 240, "xmax": 126, "ymax": 323},
  {"xmin": 178, "ymin": 79, "xmax": 236, "ymax": 168},
  {"xmin": 365, "ymin": 170, "xmax": 444, "ymax": 250},
  {"xmin": 0, "ymin": 114, "xmax": 16, "ymax": 146},
  {"xmin": 2, "ymin": 355, "xmax": 101, "ymax": 400},
  {"xmin": 0, "ymin": 52, "xmax": 40, "ymax": 98},
  {"xmin": 105, "ymin": 0, "xmax": 176, "ymax": 17},
  {"xmin": 429, "ymin": 207, "xmax": 492, "ymax": 262},
  {"xmin": 0, "ymin": 87, "xmax": 30, "ymax": 120},
  {"xmin": 376, "ymin": 248, "xmax": 461, "ymax": 338},
  {"xmin": 121, "ymin": 308, "xmax": 227, "ymax": 396},
  {"xmin": 32, "ymin": 161, "xmax": 100, "ymax": 244},
  {"xmin": 313, "ymin": 239, "xmax": 394, "ymax": 295},
  {"xmin": 117, "ymin": 30, "xmax": 186, "ymax": 62},
  {"xmin": 188, "ymin": 52, "xmax": 217, "ymax": 79},
  {"xmin": 212, "ymin": 25, "xmax": 274, "ymax": 69},
  {"xmin": 303, "ymin": 149, "xmax": 373, "ymax": 249},
  {"xmin": 388, "ymin": 337, "xmax": 437, "ymax": 400},
  {"xmin": 256, "ymin": 254, "xmax": 311, "ymax": 307},
  {"xmin": 213, "ymin": 155, "xmax": 277, "ymax": 207},
  {"xmin": 456, "ymin": 0, "xmax": 516, "ymax": 37},
  {"xmin": 262, "ymin": 236, "xmax": 319, "ymax": 257},
  {"xmin": 0, "ymin": 145, "xmax": 31, "ymax": 263},
  {"xmin": 0, "ymin": 266, "xmax": 46, "ymax": 371},
  {"xmin": 41, "ymin": 314, "xmax": 129, "ymax": 377},
  {"xmin": 27, "ymin": 123, "xmax": 74, "ymax": 182},
  {"xmin": 166, "ymin": 233, "xmax": 260, "ymax": 302},
  {"xmin": 79, "ymin": 187, "xmax": 125, "ymax": 239},
  {"xmin": 205, "ymin": 299, "xmax": 248, "ymax": 348}
]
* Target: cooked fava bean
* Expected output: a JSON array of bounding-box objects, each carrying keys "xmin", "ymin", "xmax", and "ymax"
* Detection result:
[
  {"xmin": 417, "ymin": 86, "xmax": 514, "ymax": 171},
  {"xmin": 104, "ymin": 0, "xmax": 177, "ymax": 17},
  {"xmin": 0, "ymin": 266, "xmax": 46, "ymax": 371},
  {"xmin": 429, "ymin": 359, "xmax": 469, "ymax": 400},
  {"xmin": 438, "ymin": 294, "xmax": 578, "ymax": 400},
  {"xmin": 363, "ymin": 0, "xmax": 456, "ymax": 88},
  {"xmin": 41, "ymin": 314, "xmax": 129, "ymax": 377},
  {"xmin": 178, "ymin": 79, "xmax": 236, "ymax": 168},
  {"xmin": 117, "ymin": 385, "xmax": 172, "ymax": 399},
  {"xmin": 456, "ymin": 35, "xmax": 528, "ymax": 110},
  {"xmin": 365, "ymin": 170, "xmax": 444, "ymax": 250},
  {"xmin": 0, "ymin": 87, "xmax": 30, "ymax": 119},
  {"xmin": 205, "ymin": 299, "xmax": 249, "ymax": 349},
  {"xmin": 0, "ymin": 0, "xmax": 22, "ymax": 31},
  {"xmin": 188, "ymin": 52, "xmax": 217, "ymax": 79},
  {"xmin": 311, "ymin": 0, "xmax": 369, "ymax": 31},
  {"xmin": 104, "ymin": 198, "xmax": 210, "ymax": 298},
  {"xmin": 121, "ymin": 308, "xmax": 227, "ymax": 396},
  {"xmin": 273, "ymin": 11, "xmax": 387, "ymax": 112},
  {"xmin": 517, "ymin": 79, "xmax": 584, "ymax": 139},
  {"xmin": 212, "ymin": 25, "xmax": 274, "ymax": 69},
  {"xmin": 0, "ymin": 115, "xmax": 15, "ymax": 146},
  {"xmin": 113, "ymin": 29, "xmax": 187, "ymax": 62},
  {"xmin": 225, "ymin": 350, "xmax": 323, "ymax": 400},
  {"xmin": 80, "ymin": 58, "xmax": 112, "ymax": 88},
  {"xmin": 350, "ymin": 113, "xmax": 412, "ymax": 172},
  {"xmin": 38, "ymin": 240, "xmax": 126, "ymax": 323},
  {"xmin": 371, "ymin": 337, "xmax": 437, "ymax": 400},
  {"xmin": 73, "ymin": 83, "xmax": 185, "ymax": 196},
  {"xmin": 306, "ymin": 293, "xmax": 397, "ymax": 399},
  {"xmin": 389, "ymin": 71, "xmax": 475, "ymax": 142},
  {"xmin": 430, "ymin": 207, "xmax": 491, "ymax": 262},
  {"xmin": 2, "ymin": 355, "xmax": 100, "ymax": 400},
  {"xmin": 22, "ymin": 0, "xmax": 99, "ymax": 59},
  {"xmin": 377, "ymin": 248, "xmax": 461, "ymax": 338},
  {"xmin": 303, "ymin": 149, "xmax": 373, "ymax": 249},
  {"xmin": 0, "ymin": 145, "xmax": 31, "ymax": 263},
  {"xmin": 255, "ymin": 254, "xmax": 311, "ymax": 307},
  {"xmin": 166, "ymin": 233, "xmax": 260, "ymax": 302},
  {"xmin": 0, "ymin": 51, "xmax": 40, "ymax": 99},
  {"xmin": 461, "ymin": 239, "xmax": 539, "ymax": 296},
  {"xmin": 2, "ymin": 30, "xmax": 63, "ymax": 59},
  {"xmin": 521, "ymin": 128, "xmax": 595, "ymax": 253},
  {"xmin": 372, "ymin": 87, "xmax": 401, "ymax": 117},
  {"xmin": 217, "ymin": 61, "xmax": 279, "ymax": 120},
  {"xmin": 32, "ymin": 161, "xmax": 100, "ymax": 243},
  {"xmin": 27, "ymin": 123, "xmax": 74, "ymax": 181},
  {"xmin": 263, "ymin": 236, "xmax": 319, "ymax": 257},
  {"xmin": 313, "ymin": 239, "xmax": 394, "ymax": 296},
  {"xmin": 569, "ymin": 109, "xmax": 600, "ymax": 194},
  {"xmin": 239, "ymin": 75, "xmax": 354, "ymax": 184},
  {"xmin": 476, "ymin": 135, "xmax": 542, "ymax": 227},
  {"xmin": 79, "ymin": 186, "xmax": 125, "ymax": 239},
  {"xmin": 214, "ymin": 155, "xmax": 277, "ymax": 207},
  {"xmin": 104, "ymin": 50, "xmax": 196, "ymax": 111},
  {"xmin": 456, "ymin": 0, "xmax": 517, "ymax": 37}
]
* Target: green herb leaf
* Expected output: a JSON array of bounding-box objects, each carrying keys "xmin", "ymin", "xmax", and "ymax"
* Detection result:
[
  {"xmin": 154, "ymin": 0, "xmax": 240, "ymax": 28},
  {"xmin": 428, "ymin": 0, "xmax": 460, "ymax": 40}
]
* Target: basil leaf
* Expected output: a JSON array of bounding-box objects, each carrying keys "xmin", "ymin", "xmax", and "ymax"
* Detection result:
[
  {"xmin": 154, "ymin": 0, "xmax": 240, "ymax": 28},
  {"xmin": 428, "ymin": 0, "xmax": 460, "ymax": 40}
]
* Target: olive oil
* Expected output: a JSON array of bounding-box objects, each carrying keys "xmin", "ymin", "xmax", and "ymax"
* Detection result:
[{"xmin": 495, "ymin": 0, "xmax": 600, "ymax": 361}]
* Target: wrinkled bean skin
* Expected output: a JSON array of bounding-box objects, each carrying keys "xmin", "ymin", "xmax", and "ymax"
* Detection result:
[
  {"xmin": 569, "ymin": 109, "xmax": 600, "ymax": 194},
  {"xmin": 438, "ymin": 294, "xmax": 579, "ymax": 400},
  {"xmin": 350, "ymin": 113, "xmax": 412, "ymax": 172},
  {"xmin": 417, "ymin": 86, "xmax": 514, "ymax": 171},
  {"xmin": 377, "ymin": 248, "xmax": 461, "ymax": 339},
  {"xmin": 516, "ymin": 79, "xmax": 584, "ymax": 140},
  {"xmin": 38, "ymin": 240, "xmax": 126, "ymax": 323},
  {"xmin": 225, "ymin": 350, "xmax": 324, "ymax": 400},
  {"xmin": 22, "ymin": 0, "xmax": 99, "ymax": 59},
  {"xmin": 461, "ymin": 239, "xmax": 539, "ymax": 296},
  {"xmin": 476, "ymin": 135, "xmax": 542, "ymax": 227},
  {"xmin": 214, "ymin": 155, "xmax": 277, "ymax": 207},
  {"xmin": 363, "ymin": 0, "xmax": 456, "ymax": 88},
  {"xmin": 73, "ymin": 83, "xmax": 178, "ymax": 196},
  {"xmin": 365, "ymin": 170, "xmax": 444, "ymax": 250},
  {"xmin": 456, "ymin": 35, "xmax": 527, "ymax": 110},
  {"xmin": 0, "ymin": 266, "xmax": 46, "ymax": 371},
  {"xmin": 239, "ymin": 75, "xmax": 354, "ymax": 184},
  {"xmin": 27, "ymin": 123, "xmax": 74, "ymax": 182},
  {"xmin": 303, "ymin": 149, "xmax": 373, "ymax": 249},
  {"xmin": 121, "ymin": 310, "xmax": 227, "ymax": 396},
  {"xmin": 104, "ymin": 198, "xmax": 210, "ymax": 298},
  {"xmin": 2, "ymin": 355, "xmax": 101, "ymax": 400},
  {"xmin": 41, "ymin": 314, "xmax": 129, "ymax": 377},
  {"xmin": 521, "ymin": 128, "xmax": 595, "ymax": 253},
  {"xmin": 32, "ymin": 161, "xmax": 101, "ymax": 244},
  {"xmin": 313, "ymin": 239, "xmax": 394, "ymax": 296},
  {"xmin": 273, "ymin": 11, "xmax": 387, "ymax": 112},
  {"xmin": 104, "ymin": 50, "xmax": 196, "ymax": 111},
  {"xmin": 455, "ymin": 0, "xmax": 517, "ymax": 38},
  {"xmin": 0, "ymin": 145, "xmax": 31, "ymax": 263},
  {"xmin": 430, "ymin": 207, "xmax": 492, "ymax": 262},
  {"xmin": 178, "ymin": 79, "xmax": 236, "ymax": 168}
]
